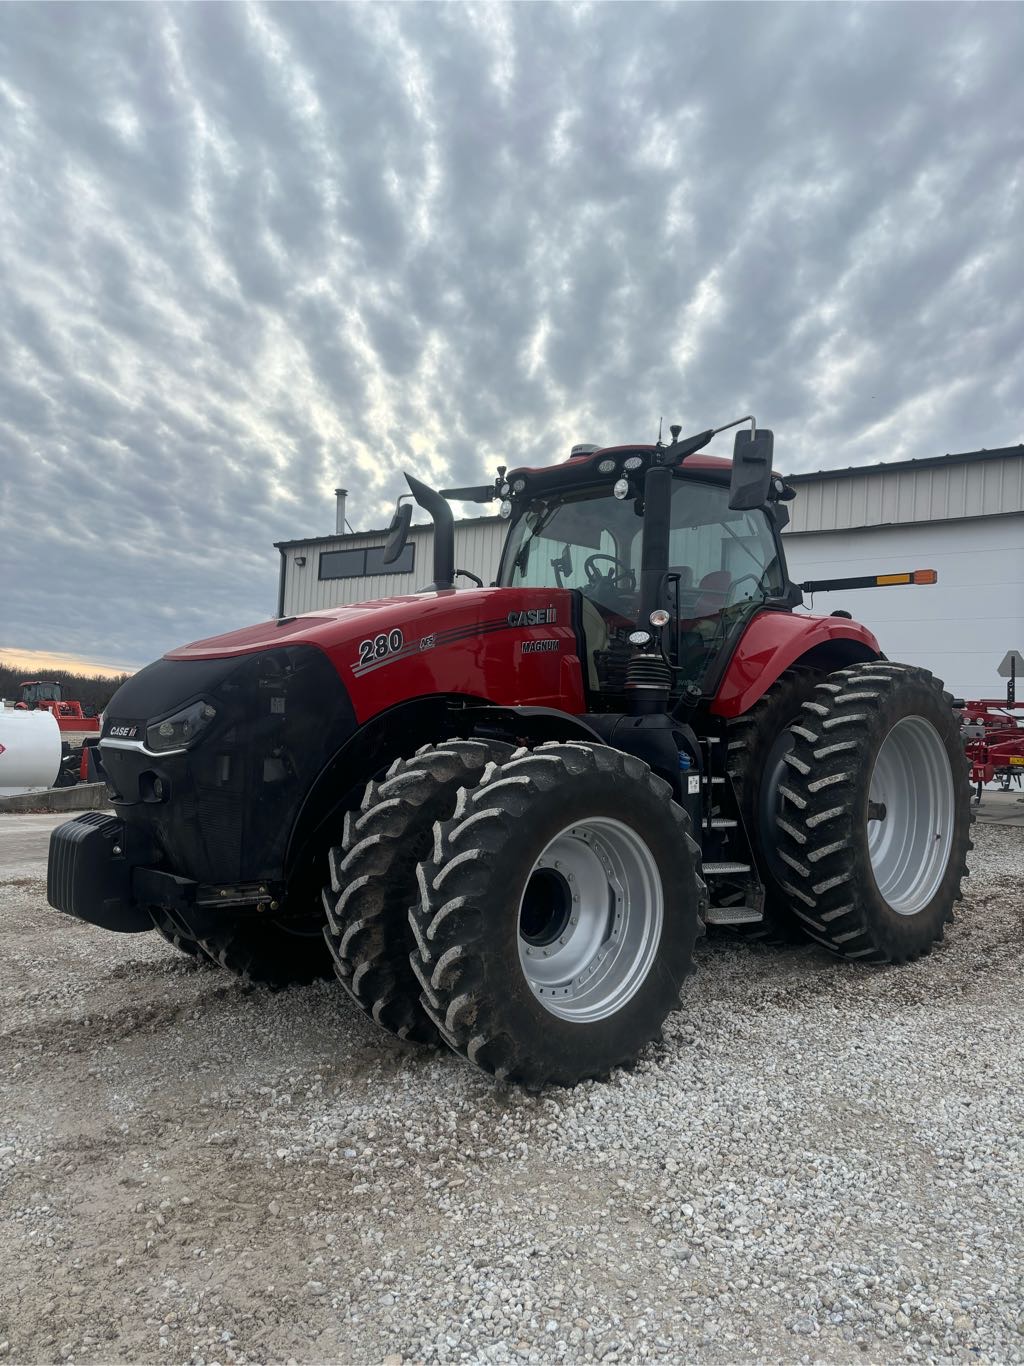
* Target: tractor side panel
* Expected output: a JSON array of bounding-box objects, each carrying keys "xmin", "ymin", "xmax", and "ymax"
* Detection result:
[
  {"xmin": 712, "ymin": 611, "xmax": 881, "ymax": 719},
  {"xmin": 321, "ymin": 588, "xmax": 587, "ymax": 724}
]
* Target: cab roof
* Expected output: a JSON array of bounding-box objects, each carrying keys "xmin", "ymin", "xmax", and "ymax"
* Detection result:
[{"xmin": 510, "ymin": 444, "xmax": 734, "ymax": 479}]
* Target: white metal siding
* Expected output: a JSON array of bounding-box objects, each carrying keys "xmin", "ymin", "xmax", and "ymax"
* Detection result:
[
  {"xmin": 784, "ymin": 515, "xmax": 1024, "ymax": 700},
  {"xmin": 281, "ymin": 519, "xmax": 504, "ymax": 615},
  {"xmin": 787, "ymin": 453, "xmax": 1024, "ymax": 533}
]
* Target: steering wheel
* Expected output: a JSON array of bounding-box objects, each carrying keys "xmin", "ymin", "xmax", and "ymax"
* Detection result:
[
  {"xmin": 584, "ymin": 553, "xmax": 635, "ymax": 590},
  {"xmin": 726, "ymin": 573, "xmax": 765, "ymax": 606}
]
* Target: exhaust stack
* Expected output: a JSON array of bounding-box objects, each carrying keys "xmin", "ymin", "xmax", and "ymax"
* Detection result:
[{"xmin": 335, "ymin": 488, "xmax": 349, "ymax": 534}]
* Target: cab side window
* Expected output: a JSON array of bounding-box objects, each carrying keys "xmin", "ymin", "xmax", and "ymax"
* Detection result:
[{"xmin": 665, "ymin": 482, "xmax": 783, "ymax": 614}]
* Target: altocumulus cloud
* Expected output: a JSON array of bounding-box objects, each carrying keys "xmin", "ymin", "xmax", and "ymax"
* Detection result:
[{"xmin": 0, "ymin": 2, "xmax": 1021, "ymax": 668}]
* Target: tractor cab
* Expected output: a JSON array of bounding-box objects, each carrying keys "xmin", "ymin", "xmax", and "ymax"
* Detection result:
[
  {"xmin": 19, "ymin": 680, "xmax": 63, "ymax": 707},
  {"xmin": 496, "ymin": 441, "xmax": 796, "ymax": 704}
]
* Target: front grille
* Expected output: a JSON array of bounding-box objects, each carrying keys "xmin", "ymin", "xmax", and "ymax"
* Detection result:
[{"xmin": 101, "ymin": 645, "xmax": 356, "ymax": 885}]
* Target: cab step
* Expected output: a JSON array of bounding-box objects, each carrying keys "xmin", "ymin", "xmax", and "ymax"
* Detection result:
[
  {"xmin": 704, "ymin": 905, "xmax": 764, "ymax": 926},
  {"xmin": 702, "ymin": 861, "xmax": 751, "ymax": 876}
]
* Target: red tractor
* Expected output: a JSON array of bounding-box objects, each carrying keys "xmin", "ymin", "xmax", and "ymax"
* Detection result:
[
  {"xmin": 48, "ymin": 420, "xmax": 971, "ymax": 1087},
  {"xmin": 16, "ymin": 680, "xmax": 100, "ymax": 735}
]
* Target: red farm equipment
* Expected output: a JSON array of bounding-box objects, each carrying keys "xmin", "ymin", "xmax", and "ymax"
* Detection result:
[
  {"xmin": 16, "ymin": 681, "xmax": 101, "ymax": 736},
  {"xmin": 46, "ymin": 418, "xmax": 972, "ymax": 1087},
  {"xmin": 959, "ymin": 670, "xmax": 1024, "ymax": 801}
]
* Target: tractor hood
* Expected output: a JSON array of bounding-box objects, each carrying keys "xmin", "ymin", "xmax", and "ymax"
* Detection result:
[
  {"xmin": 162, "ymin": 586, "xmax": 586, "ymax": 724},
  {"xmin": 164, "ymin": 591, "xmax": 471, "ymax": 661},
  {"xmin": 97, "ymin": 585, "xmax": 585, "ymax": 888}
]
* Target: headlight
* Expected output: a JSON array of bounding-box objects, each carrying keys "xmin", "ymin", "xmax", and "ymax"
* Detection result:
[
  {"xmin": 146, "ymin": 700, "xmax": 217, "ymax": 752},
  {"xmin": 499, "ymin": 499, "xmax": 512, "ymax": 518},
  {"xmin": 613, "ymin": 478, "xmax": 630, "ymax": 500}
]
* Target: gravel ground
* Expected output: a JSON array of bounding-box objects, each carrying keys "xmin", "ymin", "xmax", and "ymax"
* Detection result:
[{"xmin": 1, "ymin": 822, "xmax": 1022, "ymax": 1365}]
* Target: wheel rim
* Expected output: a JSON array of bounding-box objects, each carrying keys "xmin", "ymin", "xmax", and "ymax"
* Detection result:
[
  {"xmin": 517, "ymin": 818, "xmax": 664, "ymax": 1023},
  {"xmin": 867, "ymin": 716, "xmax": 955, "ymax": 915}
]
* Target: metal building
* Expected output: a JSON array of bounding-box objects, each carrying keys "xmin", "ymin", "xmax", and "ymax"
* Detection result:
[{"xmin": 276, "ymin": 445, "xmax": 1024, "ymax": 700}]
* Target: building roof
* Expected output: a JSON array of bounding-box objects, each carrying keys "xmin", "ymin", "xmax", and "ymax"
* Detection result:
[{"xmin": 785, "ymin": 444, "xmax": 1023, "ymax": 483}]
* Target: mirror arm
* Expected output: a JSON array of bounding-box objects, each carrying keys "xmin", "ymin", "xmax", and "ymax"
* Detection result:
[{"xmin": 440, "ymin": 484, "xmax": 498, "ymax": 503}]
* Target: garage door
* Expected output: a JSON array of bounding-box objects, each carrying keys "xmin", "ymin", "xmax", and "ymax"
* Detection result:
[{"xmin": 782, "ymin": 516, "xmax": 1024, "ymax": 702}]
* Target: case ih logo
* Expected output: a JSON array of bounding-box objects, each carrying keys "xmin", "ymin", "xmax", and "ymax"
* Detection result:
[
  {"xmin": 507, "ymin": 607, "xmax": 557, "ymax": 627},
  {"xmin": 108, "ymin": 724, "xmax": 138, "ymax": 739}
]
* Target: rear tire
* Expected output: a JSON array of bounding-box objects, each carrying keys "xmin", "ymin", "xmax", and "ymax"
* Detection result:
[
  {"xmin": 322, "ymin": 740, "xmax": 514, "ymax": 1043},
  {"xmin": 725, "ymin": 668, "xmax": 824, "ymax": 943},
  {"xmin": 774, "ymin": 663, "xmax": 971, "ymax": 962},
  {"xmin": 410, "ymin": 742, "xmax": 703, "ymax": 1088}
]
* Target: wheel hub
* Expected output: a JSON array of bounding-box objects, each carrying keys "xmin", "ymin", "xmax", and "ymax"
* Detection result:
[
  {"xmin": 519, "ymin": 868, "xmax": 574, "ymax": 947},
  {"xmin": 517, "ymin": 818, "xmax": 664, "ymax": 1023},
  {"xmin": 867, "ymin": 715, "xmax": 955, "ymax": 916}
]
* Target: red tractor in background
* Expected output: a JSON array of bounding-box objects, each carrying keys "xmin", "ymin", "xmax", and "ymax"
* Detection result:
[
  {"xmin": 48, "ymin": 418, "xmax": 972, "ymax": 1087},
  {"xmin": 16, "ymin": 681, "xmax": 101, "ymax": 735}
]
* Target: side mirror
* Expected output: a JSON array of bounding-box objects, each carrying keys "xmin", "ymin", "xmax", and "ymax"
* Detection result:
[
  {"xmin": 382, "ymin": 500, "xmax": 413, "ymax": 565},
  {"xmin": 728, "ymin": 428, "xmax": 774, "ymax": 511}
]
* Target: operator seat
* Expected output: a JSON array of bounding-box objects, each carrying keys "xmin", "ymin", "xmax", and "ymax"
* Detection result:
[{"xmin": 692, "ymin": 570, "xmax": 732, "ymax": 617}]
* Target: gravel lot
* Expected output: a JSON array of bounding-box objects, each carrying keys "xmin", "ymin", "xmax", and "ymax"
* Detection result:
[{"xmin": 1, "ymin": 816, "xmax": 1022, "ymax": 1365}]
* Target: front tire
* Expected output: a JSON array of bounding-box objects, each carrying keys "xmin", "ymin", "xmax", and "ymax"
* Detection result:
[
  {"xmin": 409, "ymin": 742, "xmax": 703, "ymax": 1088},
  {"xmin": 322, "ymin": 740, "xmax": 513, "ymax": 1044},
  {"xmin": 150, "ymin": 907, "xmax": 213, "ymax": 962},
  {"xmin": 774, "ymin": 663, "xmax": 971, "ymax": 962},
  {"xmin": 194, "ymin": 914, "xmax": 334, "ymax": 988}
]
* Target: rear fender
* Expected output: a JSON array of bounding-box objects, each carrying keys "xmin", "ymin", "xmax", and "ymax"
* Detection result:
[{"xmin": 712, "ymin": 611, "xmax": 880, "ymax": 718}]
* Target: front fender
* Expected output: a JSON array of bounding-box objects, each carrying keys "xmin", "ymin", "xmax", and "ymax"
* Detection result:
[{"xmin": 712, "ymin": 611, "xmax": 880, "ymax": 718}]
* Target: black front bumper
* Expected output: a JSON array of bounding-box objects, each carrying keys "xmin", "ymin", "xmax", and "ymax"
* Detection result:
[
  {"xmin": 47, "ymin": 814, "xmax": 154, "ymax": 933},
  {"xmin": 48, "ymin": 814, "xmax": 288, "ymax": 934}
]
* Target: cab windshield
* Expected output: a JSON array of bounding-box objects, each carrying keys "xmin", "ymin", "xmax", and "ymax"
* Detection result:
[{"xmin": 501, "ymin": 477, "xmax": 785, "ymax": 690}]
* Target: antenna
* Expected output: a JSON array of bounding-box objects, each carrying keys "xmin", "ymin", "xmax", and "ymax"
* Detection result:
[{"xmin": 657, "ymin": 417, "xmax": 663, "ymax": 446}]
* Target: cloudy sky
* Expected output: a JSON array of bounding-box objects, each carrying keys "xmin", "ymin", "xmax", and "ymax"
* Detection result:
[{"xmin": 1, "ymin": 2, "xmax": 1022, "ymax": 672}]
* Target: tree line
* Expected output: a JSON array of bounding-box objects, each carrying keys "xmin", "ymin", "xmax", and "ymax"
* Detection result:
[{"xmin": 0, "ymin": 660, "xmax": 130, "ymax": 714}]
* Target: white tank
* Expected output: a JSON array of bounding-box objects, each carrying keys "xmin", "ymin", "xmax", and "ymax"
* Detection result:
[{"xmin": 0, "ymin": 709, "xmax": 63, "ymax": 795}]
